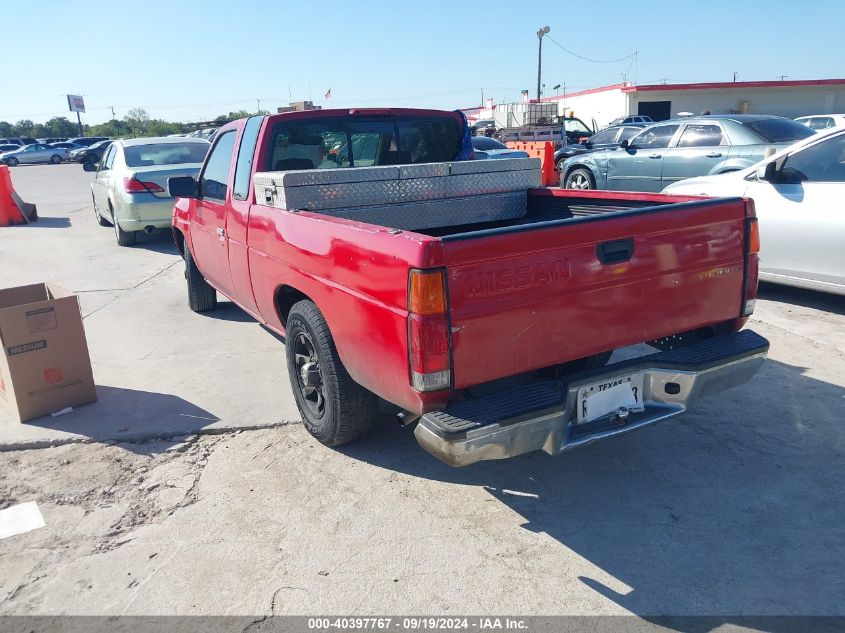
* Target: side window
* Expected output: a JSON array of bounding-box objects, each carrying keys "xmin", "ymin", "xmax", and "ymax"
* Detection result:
[
  {"xmin": 588, "ymin": 128, "xmax": 618, "ymax": 145},
  {"xmin": 677, "ymin": 124, "xmax": 726, "ymax": 148},
  {"xmin": 233, "ymin": 117, "xmax": 263, "ymax": 200},
  {"xmin": 619, "ymin": 126, "xmax": 642, "ymax": 142},
  {"xmin": 809, "ymin": 117, "xmax": 833, "ymax": 130},
  {"xmin": 200, "ymin": 131, "xmax": 237, "ymax": 201},
  {"xmin": 100, "ymin": 146, "xmax": 115, "ymax": 169},
  {"xmin": 780, "ymin": 133, "xmax": 845, "ymax": 183},
  {"xmin": 630, "ymin": 124, "xmax": 680, "ymax": 149},
  {"xmin": 267, "ymin": 118, "xmax": 348, "ymax": 170}
]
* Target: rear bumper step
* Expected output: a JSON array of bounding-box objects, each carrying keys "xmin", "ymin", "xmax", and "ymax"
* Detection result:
[{"xmin": 415, "ymin": 330, "xmax": 769, "ymax": 466}]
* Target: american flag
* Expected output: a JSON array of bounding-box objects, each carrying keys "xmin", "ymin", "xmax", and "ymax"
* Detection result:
[{"xmin": 324, "ymin": 88, "xmax": 332, "ymax": 100}]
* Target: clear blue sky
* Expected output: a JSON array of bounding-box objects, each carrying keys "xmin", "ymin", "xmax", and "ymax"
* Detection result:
[{"xmin": 3, "ymin": 0, "xmax": 844, "ymax": 124}]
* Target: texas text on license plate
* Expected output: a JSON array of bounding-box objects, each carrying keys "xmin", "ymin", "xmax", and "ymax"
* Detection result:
[{"xmin": 576, "ymin": 373, "xmax": 646, "ymax": 424}]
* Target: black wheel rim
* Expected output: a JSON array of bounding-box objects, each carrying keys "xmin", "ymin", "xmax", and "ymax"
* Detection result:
[{"xmin": 293, "ymin": 331, "xmax": 325, "ymax": 418}]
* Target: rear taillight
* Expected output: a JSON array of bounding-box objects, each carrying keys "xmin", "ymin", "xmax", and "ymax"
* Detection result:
[
  {"xmin": 742, "ymin": 206, "xmax": 760, "ymax": 317},
  {"xmin": 408, "ymin": 269, "xmax": 451, "ymax": 392},
  {"xmin": 123, "ymin": 177, "xmax": 164, "ymax": 194}
]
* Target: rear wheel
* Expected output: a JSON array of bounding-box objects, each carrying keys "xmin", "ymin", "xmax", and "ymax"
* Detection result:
[
  {"xmin": 185, "ymin": 247, "xmax": 217, "ymax": 312},
  {"xmin": 112, "ymin": 204, "xmax": 137, "ymax": 246},
  {"xmin": 285, "ymin": 300, "xmax": 378, "ymax": 447},
  {"xmin": 565, "ymin": 167, "xmax": 595, "ymax": 190}
]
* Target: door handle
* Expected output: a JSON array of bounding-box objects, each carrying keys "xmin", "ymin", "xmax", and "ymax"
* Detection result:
[
  {"xmin": 706, "ymin": 152, "xmax": 722, "ymax": 158},
  {"xmin": 597, "ymin": 238, "xmax": 634, "ymax": 264},
  {"xmin": 648, "ymin": 153, "xmax": 661, "ymax": 159}
]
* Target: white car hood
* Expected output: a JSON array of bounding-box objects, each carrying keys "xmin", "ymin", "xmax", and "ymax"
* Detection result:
[{"xmin": 662, "ymin": 170, "xmax": 753, "ymax": 196}]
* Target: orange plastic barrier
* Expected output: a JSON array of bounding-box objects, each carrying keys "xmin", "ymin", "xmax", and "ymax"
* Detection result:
[
  {"xmin": 505, "ymin": 141, "xmax": 557, "ymax": 187},
  {"xmin": 0, "ymin": 165, "xmax": 37, "ymax": 226}
]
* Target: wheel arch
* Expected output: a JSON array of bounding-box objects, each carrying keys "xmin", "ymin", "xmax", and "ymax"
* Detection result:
[{"xmin": 275, "ymin": 284, "xmax": 316, "ymax": 328}]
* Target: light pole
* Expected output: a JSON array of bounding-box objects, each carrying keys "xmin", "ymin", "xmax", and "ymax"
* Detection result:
[{"xmin": 537, "ymin": 26, "xmax": 550, "ymax": 101}]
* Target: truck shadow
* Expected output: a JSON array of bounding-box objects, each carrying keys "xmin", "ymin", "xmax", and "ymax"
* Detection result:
[{"xmin": 343, "ymin": 358, "xmax": 845, "ymax": 627}]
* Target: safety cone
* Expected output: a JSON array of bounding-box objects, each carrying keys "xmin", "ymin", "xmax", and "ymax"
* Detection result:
[{"xmin": 0, "ymin": 165, "xmax": 37, "ymax": 226}]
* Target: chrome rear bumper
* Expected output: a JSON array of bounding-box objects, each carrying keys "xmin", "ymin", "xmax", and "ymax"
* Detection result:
[{"xmin": 415, "ymin": 330, "xmax": 769, "ymax": 467}]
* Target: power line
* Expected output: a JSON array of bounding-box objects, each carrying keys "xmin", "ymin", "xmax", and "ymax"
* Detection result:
[{"xmin": 546, "ymin": 35, "xmax": 636, "ymax": 64}]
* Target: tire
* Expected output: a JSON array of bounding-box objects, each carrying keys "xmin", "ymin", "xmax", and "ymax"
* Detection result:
[
  {"xmin": 184, "ymin": 247, "xmax": 217, "ymax": 312},
  {"xmin": 50, "ymin": 154, "xmax": 62, "ymax": 164},
  {"xmin": 93, "ymin": 194, "xmax": 110, "ymax": 226},
  {"xmin": 6, "ymin": 157, "xmax": 18, "ymax": 167},
  {"xmin": 112, "ymin": 204, "xmax": 137, "ymax": 246},
  {"xmin": 285, "ymin": 300, "xmax": 378, "ymax": 447},
  {"xmin": 564, "ymin": 167, "xmax": 595, "ymax": 190}
]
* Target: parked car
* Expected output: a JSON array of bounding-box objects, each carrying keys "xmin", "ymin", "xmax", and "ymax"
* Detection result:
[
  {"xmin": 165, "ymin": 108, "xmax": 767, "ymax": 467},
  {"xmin": 49, "ymin": 142, "xmax": 84, "ymax": 151},
  {"xmin": 187, "ymin": 128, "xmax": 218, "ymax": 141},
  {"xmin": 470, "ymin": 136, "xmax": 529, "ymax": 160},
  {"xmin": 0, "ymin": 144, "xmax": 20, "ymax": 154},
  {"xmin": 83, "ymin": 137, "xmax": 210, "ymax": 245},
  {"xmin": 1, "ymin": 143, "xmax": 68, "ymax": 166},
  {"xmin": 471, "ymin": 119, "xmax": 497, "ymax": 137},
  {"xmin": 67, "ymin": 137, "xmax": 109, "ymax": 147},
  {"xmin": 69, "ymin": 140, "xmax": 113, "ymax": 164},
  {"xmin": 561, "ymin": 114, "xmax": 815, "ymax": 192},
  {"xmin": 663, "ymin": 127, "xmax": 845, "ymax": 296},
  {"xmin": 794, "ymin": 114, "xmax": 845, "ymax": 131},
  {"xmin": 554, "ymin": 123, "xmax": 649, "ymax": 171},
  {"xmin": 607, "ymin": 115, "xmax": 653, "ymax": 126}
]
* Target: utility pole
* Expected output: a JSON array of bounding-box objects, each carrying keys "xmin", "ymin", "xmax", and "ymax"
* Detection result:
[
  {"xmin": 778, "ymin": 75, "xmax": 788, "ymax": 81},
  {"xmin": 257, "ymin": 98, "xmax": 261, "ymax": 114},
  {"xmin": 733, "ymin": 71, "xmax": 738, "ymax": 82},
  {"xmin": 536, "ymin": 26, "xmax": 550, "ymax": 101},
  {"xmin": 110, "ymin": 106, "xmax": 116, "ymax": 120}
]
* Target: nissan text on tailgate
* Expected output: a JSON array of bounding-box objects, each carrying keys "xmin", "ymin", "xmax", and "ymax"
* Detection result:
[{"xmin": 167, "ymin": 108, "xmax": 768, "ymax": 466}]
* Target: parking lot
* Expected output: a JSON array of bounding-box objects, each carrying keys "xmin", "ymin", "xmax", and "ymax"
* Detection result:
[{"xmin": 1, "ymin": 164, "xmax": 844, "ymax": 618}]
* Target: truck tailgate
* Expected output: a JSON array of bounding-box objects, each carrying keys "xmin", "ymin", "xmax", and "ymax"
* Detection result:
[{"xmin": 442, "ymin": 198, "xmax": 748, "ymax": 389}]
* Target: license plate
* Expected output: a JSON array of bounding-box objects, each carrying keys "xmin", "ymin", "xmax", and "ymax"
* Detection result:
[{"xmin": 576, "ymin": 373, "xmax": 645, "ymax": 424}]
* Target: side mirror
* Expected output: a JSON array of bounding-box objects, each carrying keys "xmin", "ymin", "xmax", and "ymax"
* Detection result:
[
  {"xmin": 619, "ymin": 139, "xmax": 630, "ymax": 150},
  {"xmin": 756, "ymin": 162, "xmax": 778, "ymax": 182},
  {"xmin": 82, "ymin": 162, "xmax": 97, "ymax": 172},
  {"xmin": 168, "ymin": 175, "xmax": 198, "ymax": 198}
]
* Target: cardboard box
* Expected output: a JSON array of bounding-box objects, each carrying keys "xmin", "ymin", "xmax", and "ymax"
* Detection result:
[{"xmin": 0, "ymin": 283, "xmax": 96, "ymax": 422}]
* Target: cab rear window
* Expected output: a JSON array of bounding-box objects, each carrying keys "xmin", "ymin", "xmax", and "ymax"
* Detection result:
[{"xmin": 266, "ymin": 116, "xmax": 463, "ymax": 171}]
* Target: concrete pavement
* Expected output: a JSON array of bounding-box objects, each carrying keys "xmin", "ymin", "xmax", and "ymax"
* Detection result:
[
  {"xmin": 1, "ymin": 164, "xmax": 844, "ymax": 619},
  {"xmin": 0, "ymin": 164, "xmax": 300, "ymax": 448}
]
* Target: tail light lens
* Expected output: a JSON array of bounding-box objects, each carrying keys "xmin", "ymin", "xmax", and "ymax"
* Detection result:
[
  {"xmin": 123, "ymin": 177, "xmax": 164, "ymax": 194},
  {"xmin": 408, "ymin": 270, "xmax": 451, "ymax": 392},
  {"xmin": 743, "ymin": 210, "xmax": 760, "ymax": 317}
]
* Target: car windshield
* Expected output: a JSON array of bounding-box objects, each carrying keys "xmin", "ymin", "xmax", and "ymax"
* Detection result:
[
  {"xmin": 563, "ymin": 119, "xmax": 591, "ymax": 134},
  {"xmin": 471, "ymin": 137, "xmax": 506, "ymax": 151},
  {"xmin": 744, "ymin": 119, "xmax": 815, "ymax": 143},
  {"xmin": 124, "ymin": 142, "xmax": 209, "ymax": 167}
]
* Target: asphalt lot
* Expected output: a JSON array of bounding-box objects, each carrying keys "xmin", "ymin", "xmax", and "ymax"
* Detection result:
[{"xmin": 1, "ymin": 164, "xmax": 844, "ymax": 620}]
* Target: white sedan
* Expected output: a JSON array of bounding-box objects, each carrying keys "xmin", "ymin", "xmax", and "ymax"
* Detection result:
[{"xmin": 663, "ymin": 127, "xmax": 845, "ymax": 296}]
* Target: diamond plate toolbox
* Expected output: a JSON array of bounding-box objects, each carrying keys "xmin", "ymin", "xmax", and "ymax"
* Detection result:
[{"xmin": 253, "ymin": 158, "xmax": 541, "ymax": 211}]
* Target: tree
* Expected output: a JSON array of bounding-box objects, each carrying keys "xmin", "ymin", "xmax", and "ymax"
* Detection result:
[
  {"xmin": 0, "ymin": 121, "xmax": 13, "ymax": 137},
  {"xmin": 13, "ymin": 120, "xmax": 35, "ymax": 136},
  {"xmin": 124, "ymin": 108, "xmax": 151, "ymax": 135},
  {"xmin": 44, "ymin": 116, "xmax": 79, "ymax": 138}
]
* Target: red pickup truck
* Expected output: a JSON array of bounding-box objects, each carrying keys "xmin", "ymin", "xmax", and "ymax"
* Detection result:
[{"xmin": 168, "ymin": 108, "xmax": 768, "ymax": 466}]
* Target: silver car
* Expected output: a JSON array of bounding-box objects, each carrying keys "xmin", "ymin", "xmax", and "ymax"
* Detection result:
[
  {"xmin": 1, "ymin": 143, "xmax": 68, "ymax": 166},
  {"xmin": 562, "ymin": 115, "xmax": 815, "ymax": 192},
  {"xmin": 84, "ymin": 137, "xmax": 210, "ymax": 246},
  {"xmin": 663, "ymin": 127, "xmax": 845, "ymax": 296}
]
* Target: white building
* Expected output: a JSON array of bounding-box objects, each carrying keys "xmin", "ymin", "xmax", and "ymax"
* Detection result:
[
  {"xmin": 543, "ymin": 79, "xmax": 845, "ymax": 129},
  {"xmin": 464, "ymin": 79, "xmax": 845, "ymax": 130}
]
